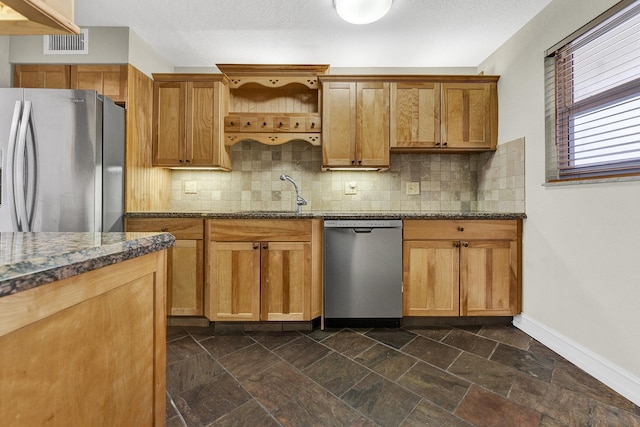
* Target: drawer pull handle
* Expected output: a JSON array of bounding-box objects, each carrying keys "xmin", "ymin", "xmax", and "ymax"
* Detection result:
[{"xmin": 458, "ymin": 227, "xmax": 464, "ymax": 232}]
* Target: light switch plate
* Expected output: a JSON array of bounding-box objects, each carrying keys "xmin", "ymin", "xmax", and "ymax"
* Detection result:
[
  {"xmin": 184, "ymin": 181, "xmax": 197, "ymax": 194},
  {"xmin": 406, "ymin": 181, "xmax": 420, "ymax": 195}
]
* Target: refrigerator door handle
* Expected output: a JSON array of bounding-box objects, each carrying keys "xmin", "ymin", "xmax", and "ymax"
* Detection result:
[
  {"xmin": 14, "ymin": 101, "xmax": 33, "ymax": 231},
  {"xmin": 6, "ymin": 101, "xmax": 23, "ymax": 230}
]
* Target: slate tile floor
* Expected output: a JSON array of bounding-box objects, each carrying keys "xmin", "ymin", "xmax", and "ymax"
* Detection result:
[{"xmin": 165, "ymin": 324, "xmax": 640, "ymax": 427}]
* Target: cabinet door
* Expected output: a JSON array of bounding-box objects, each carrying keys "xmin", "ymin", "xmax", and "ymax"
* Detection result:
[
  {"xmin": 153, "ymin": 81, "xmax": 186, "ymax": 166},
  {"xmin": 322, "ymin": 81, "xmax": 356, "ymax": 167},
  {"xmin": 186, "ymin": 81, "xmax": 230, "ymax": 168},
  {"xmin": 357, "ymin": 82, "xmax": 390, "ymax": 166},
  {"xmin": 390, "ymin": 82, "xmax": 440, "ymax": 149},
  {"xmin": 261, "ymin": 242, "xmax": 311, "ymax": 321},
  {"xmin": 460, "ymin": 240, "xmax": 519, "ymax": 316},
  {"xmin": 441, "ymin": 82, "xmax": 495, "ymax": 149},
  {"xmin": 208, "ymin": 242, "xmax": 261, "ymax": 321},
  {"xmin": 403, "ymin": 240, "xmax": 460, "ymax": 316},
  {"xmin": 168, "ymin": 240, "xmax": 204, "ymax": 316},
  {"xmin": 13, "ymin": 65, "xmax": 70, "ymax": 89},
  {"xmin": 70, "ymin": 65, "xmax": 128, "ymax": 104}
]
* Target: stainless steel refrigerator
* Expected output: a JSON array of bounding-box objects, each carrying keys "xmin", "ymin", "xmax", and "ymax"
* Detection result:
[{"xmin": 0, "ymin": 88, "xmax": 125, "ymax": 232}]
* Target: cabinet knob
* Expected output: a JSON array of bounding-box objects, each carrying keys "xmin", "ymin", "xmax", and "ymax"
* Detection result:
[
  {"xmin": 279, "ymin": 122, "xmax": 283, "ymax": 127},
  {"xmin": 161, "ymin": 227, "xmax": 168, "ymax": 232},
  {"xmin": 454, "ymin": 242, "xmax": 460, "ymax": 248},
  {"xmin": 310, "ymin": 122, "xmax": 316, "ymax": 128},
  {"xmin": 253, "ymin": 243, "xmax": 259, "ymax": 250},
  {"xmin": 230, "ymin": 121, "xmax": 235, "ymax": 126},
  {"xmin": 263, "ymin": 122, "xmax": 267, "ymax": 126},
  {"xmin": 435, "ymin": 142, "xmax": 441, "ymax": 147},
  {"xmin": 262, "ymin": 243, "xmax": 269, "ymax": 250},
  {"xmin": 351, "ymin": 160, "xmax": 355, "ymax": 164},
  {"xmin": 179, "ymin": 159, "xmax": 184, "ymax": 163},
  {"xmin": 295, "ymin": 122, "xmax": 300, "ymax": 128},
  {"xmin": 246, "ymin": 121, "xmax": 251, "ymax": 126},
  {"xmin": 458, "ymin": 227, "xmax": 464, "ymax": 231},
  {"xmin": 185, "ymin": 159, "xmax": 191, "ymax": 164},
  {"xmin": 463, "ymin": 242, "xmax": 469, "ymax": 247},
  {"xmin": 443, "ymin": 142, "xmax": 448, "ymax": 147}
]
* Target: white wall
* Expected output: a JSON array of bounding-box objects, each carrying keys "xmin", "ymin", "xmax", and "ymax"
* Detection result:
[
  {"xmin": 479, "ymin": 0, "xmax": 640, "ymax": 404},
  {"xmin": 127, "ymin": 29, "xmax": 173, "ymax": 77},
  {"xmin": 0, "ymin": 36, "xmax": 10, "ymax": 86}
]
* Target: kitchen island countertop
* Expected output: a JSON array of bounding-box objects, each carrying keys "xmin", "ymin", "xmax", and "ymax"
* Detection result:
[
  {"xmin": 125, "ymin": 211, "xmax": 527, "ymax": 220},
  {"xmin": 0, "ymin": 232, "xmax": 175, "ymax": 298}
]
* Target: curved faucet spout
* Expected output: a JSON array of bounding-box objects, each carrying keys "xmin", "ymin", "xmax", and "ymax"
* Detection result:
[{"xmin": 280, "ymin": 174, "xmax": 307, "ymax": 213}]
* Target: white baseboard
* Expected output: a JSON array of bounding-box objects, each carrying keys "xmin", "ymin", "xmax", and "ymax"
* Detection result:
[{"xmin": 513, "ymin": 313, "xmax": 640, "ymax": 406}]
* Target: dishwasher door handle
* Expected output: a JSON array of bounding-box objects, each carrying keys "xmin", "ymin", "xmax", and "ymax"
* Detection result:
[{"xmin": 352, "ymin": 228, "xmax": 373, "ymax": 233}]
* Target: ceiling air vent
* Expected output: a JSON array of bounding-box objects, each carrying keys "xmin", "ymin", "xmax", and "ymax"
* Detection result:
[{"xmin": 43, "ymin": 28, "xmax": 88, "ymax": 54}]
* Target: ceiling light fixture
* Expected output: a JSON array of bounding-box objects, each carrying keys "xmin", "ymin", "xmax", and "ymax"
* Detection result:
[{"xmin": 335, "ymin": 0, "xmax": 393, "ymax": 25}]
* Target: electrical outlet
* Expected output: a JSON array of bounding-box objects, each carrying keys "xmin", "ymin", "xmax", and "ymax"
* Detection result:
[
  {"xmin": 406, "ymin": 181, "xmax": 420, "ymax": 195},
  {"xmin": 344, "ymin": 181, "xmax": 357, "ymax": 195},
  {"xmin": 184, "ymin": 181, "xmax": 197, "ymax": 194}
]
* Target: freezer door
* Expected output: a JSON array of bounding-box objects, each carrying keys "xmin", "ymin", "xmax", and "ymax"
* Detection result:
[
  {"xmin": 101, "ymin": 95, "xmax": 125, "ymax": 232},
  {"xmin": 25, "ymin": 89, "xmax": 99, "ymax": 232}
]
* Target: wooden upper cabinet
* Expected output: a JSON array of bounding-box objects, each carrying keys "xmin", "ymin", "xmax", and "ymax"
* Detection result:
[
  {"xmin": 441, "ymin": 82, "xmax": 496, "ymax": 150},
  {"xmin": 321, "ymin": 78, "xmax": 390, "ymax": 169},
  {"xmin": 390, "ymin": 77, "xmax": 498, "ymax": 152},
  {"xmin": 13, "ymin": 64, "xmax": 70, "ymax": 88},
  {"xmin": 0, "ymin": 0, "xmax": 80, "ymax": 35},
  {"xmin": 152, "ymin": 74, "xmax": 231, "ymax": 169},
  {"xmin": 70, "ymin": 65, "xmax": 128, "ymax": 104},
  {"xmin": 390, "ymin": 82, "xmax": 441, "ymax": 149}
]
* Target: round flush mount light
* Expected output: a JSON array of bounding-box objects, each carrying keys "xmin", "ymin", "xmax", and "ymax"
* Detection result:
[{"xmin": 335, "ymin": 0, "xmax": 393, "ymax": 25}]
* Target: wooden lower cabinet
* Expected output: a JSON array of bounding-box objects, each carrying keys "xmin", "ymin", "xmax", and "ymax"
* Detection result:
[
  {"xmin": 403, "ymin": 219, "xmax": 521, "ymax": 317},
  {"xmin": 0, "ymin": 251, "xmax": 167, "ymax": 426},
  {"xmin": 126, "ymin": 217, "xmax": 204, "ymax": 316},
  {"xmin": 206, "ymin": 219, "xmax": 321, "ymax": 322}
]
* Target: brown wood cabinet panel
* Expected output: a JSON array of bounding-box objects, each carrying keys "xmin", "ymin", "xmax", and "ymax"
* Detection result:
[
  {"xmin": 390, "ymin": 82, "xmax": 441, "ymax": 149},
  {"xmin": 152, "ymin": 75, "xmax": 230, "ymax": 169},
  {"xmin": 460, "ymin": 240, "xmax": 519, "ymax": 316},
  {"xmin": 0, "ymin": 252, "xmax": 166, "ymax": 425},
  {"xmin": 125, "ymin": 218, "xmax": 204, "ymax": 316},
  {"xmin": 442, "ymin": 82, "xmax": 496, "ymax": 150},
  {"xmin": 208, "ymin": 219, "xmax": 312, "ymax": 241},
  {"xmin": 125, "ymin": 65, "xmax": 172, "ymax": 212},
  {"xmin": 404, "ymin": 219, "xmax": 518, "ymax": 241},
  {"xmin": 261, "ymin": 241, "xmax": 311, "ymax": 321},
  {"xmin": 322, "ymin": 81, "xmax": 357, "ymax": 167},
  {"xmin": 322, "ymin": 79, "xmax": 389, "ymax": 169},
  {"xmin": 207, "ymin": 241, "xmax": 261, "ymax": 321},
  {"xmin": 206, "ymin": 219, "xmax": 321, "ymax": 322},
  {"xmin": 13, "ymin": 64, "xmax": 70, "ymax": 88},
  {"xmin": 403, "ymin": 240, "xmax": 460, "ymax": 316},
  {"xmin": 153, "ymin": 81, "xmax": 186, "ymax": 166},
  {"xmin": 125, "ymin": 217, "xmax": 204, "ymax": 240},
  {"xmin": 70, "ymin": 65, "xmax": 128, "ymax": 104},
  {"xmin": 403, "ymin": 219, "xmax": 521, "ymax": 317}
]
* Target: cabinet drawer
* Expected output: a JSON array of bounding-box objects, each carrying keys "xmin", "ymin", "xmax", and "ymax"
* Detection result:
[
  {"xmin": 208, "ymin": 219, "xmax": 312, "ymax": 241},
  {"xmin": 224, "ymin": 116, "xmax": 241, "ymax": 132},
  {"xmin": 126, "ymin": 218, "xmax": 204, "ymax": 240},
  {"xmin": 306, "ymin": 116, "xmax": 321, "ymax": 132},
  {"xmin": 403, "ymin": 219, "xmax": 518, "ymax": 240}
]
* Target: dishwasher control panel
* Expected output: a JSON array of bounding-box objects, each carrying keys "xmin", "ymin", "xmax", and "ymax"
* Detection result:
[{"xmin": 324, "ymin": 219, "xmax": 402, "ymax": 228}]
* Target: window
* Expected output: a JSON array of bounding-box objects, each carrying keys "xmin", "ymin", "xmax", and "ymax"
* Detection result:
[{"xmin": 546, "ymin": 0, "xmax": 640, "ymax": 181}]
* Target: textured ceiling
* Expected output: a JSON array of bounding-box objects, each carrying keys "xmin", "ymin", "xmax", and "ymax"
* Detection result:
[{"xmin": 74, "ymin": 0, "xmax": 552, "ymax": 69}]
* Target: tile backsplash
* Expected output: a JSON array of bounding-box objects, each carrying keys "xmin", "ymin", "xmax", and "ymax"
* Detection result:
[{"xmin": 170, "ymin": 138, "xmax": 525, "ymax": 213}]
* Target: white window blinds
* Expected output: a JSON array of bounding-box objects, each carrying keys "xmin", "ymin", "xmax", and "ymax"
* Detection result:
[{"xmin": 549, "ymin": 0, "xmax": 640, "ymax": 179}]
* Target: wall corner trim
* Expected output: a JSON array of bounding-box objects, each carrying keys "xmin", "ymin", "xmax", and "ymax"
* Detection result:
[{"xmin": 513, "ymin": 313, "xmax": 640, "ymax": 406}]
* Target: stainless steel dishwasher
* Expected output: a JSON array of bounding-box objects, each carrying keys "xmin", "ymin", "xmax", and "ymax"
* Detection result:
[{"xmin": 324, "ymin": 219, "xmax": 403, "ymax": 328}]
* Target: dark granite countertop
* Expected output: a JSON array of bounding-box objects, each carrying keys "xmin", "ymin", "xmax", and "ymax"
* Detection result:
[
  {"xmin": 125, "ymin": 211, "xmax": 527, "ymax": 220},
  {"xmin": 0, "ymin": 232, "xmax": 175, "ymax": 298}
]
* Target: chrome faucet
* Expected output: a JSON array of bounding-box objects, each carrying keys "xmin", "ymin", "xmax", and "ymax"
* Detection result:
[{"xmin": 280, "ymin": 174, "xmax": 307, "ymax": 213}]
